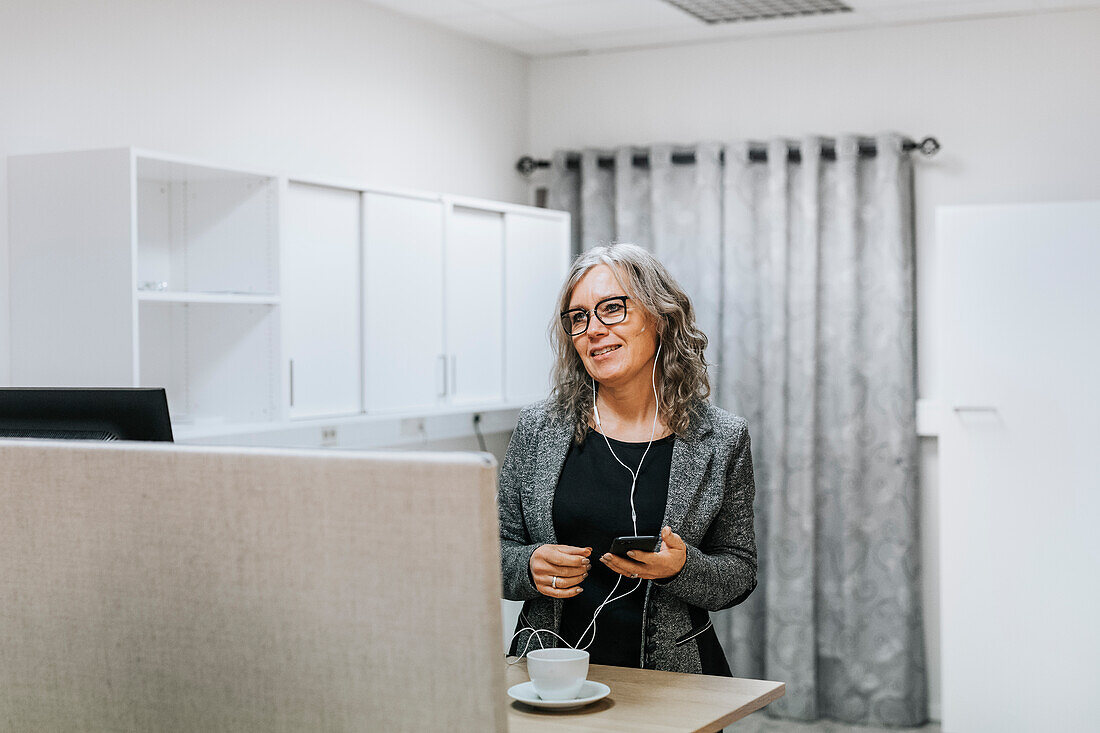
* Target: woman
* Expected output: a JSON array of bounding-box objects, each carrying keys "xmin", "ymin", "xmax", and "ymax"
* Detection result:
[{"xmin": 498, "ymin": 243, "xmax": 757, "ymax": 675}]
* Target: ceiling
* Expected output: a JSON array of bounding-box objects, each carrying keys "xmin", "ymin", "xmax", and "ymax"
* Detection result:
[{"xmin": 360, "ymin": 0, "xmax": 1100, "ymax": 57}]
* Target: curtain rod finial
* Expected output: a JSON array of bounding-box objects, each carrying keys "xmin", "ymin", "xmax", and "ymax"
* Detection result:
[
  {"xmin": 918, "ymin": 137, "xmax": 941, "ymax": 156},
  {"xmin": 516, "ymin": 156, "xmax": 538, "ymax": 177}
]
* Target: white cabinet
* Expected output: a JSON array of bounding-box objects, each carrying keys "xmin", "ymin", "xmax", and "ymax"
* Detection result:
[
  {"xmin": 9, "ymin": 149, "xmax": 135, "ymax": 387},
  {"xmin": 504, "ymin": 212, "xmax": 570, "ymax": 404},
  {"xmin": 9, "ymin": 148, "xmax": 283, "ymax": 428},
  {"xmin": 8, "ymin": 147, "xmax": 570, "ymax": 441},
  {"xmin": 361, "ymin": 195, "xmax": 570, "ymax": 414},
  {"xmin": 362, "ymin": 191, "xmax": 446, "ymax": 413},
  {"xmin": 284, "ymin": 182, "xmax": 362, "ymax": 419},
  {"xmin": 446, "ymin": 207, "xmax": 504, "ymax": 405}
]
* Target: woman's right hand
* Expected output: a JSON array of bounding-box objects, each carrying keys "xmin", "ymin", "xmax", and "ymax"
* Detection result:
[{"xmin": 530, "ymin": 544, "xmax": 591, "ymax": 598}]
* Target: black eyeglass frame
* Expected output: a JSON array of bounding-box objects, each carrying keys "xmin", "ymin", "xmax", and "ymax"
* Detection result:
[{"xmin": 560, "ymin": 296, "xmax": 631, "ymax": 336}]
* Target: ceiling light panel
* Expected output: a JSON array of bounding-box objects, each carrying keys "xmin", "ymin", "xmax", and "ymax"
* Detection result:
[{"xmin": 661, "ymin": 0, "xmax": 853, "ymax": 24}]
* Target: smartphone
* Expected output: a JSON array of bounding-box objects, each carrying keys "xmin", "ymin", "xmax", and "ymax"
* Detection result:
[{"xmin": 608, "ymin": 535, "xmax": 660, "ymax": 557}]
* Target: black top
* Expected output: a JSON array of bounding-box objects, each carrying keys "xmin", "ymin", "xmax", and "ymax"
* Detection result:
[{"xmin": 552, "ymin": 427, "xmax": 674, "ymax": 667}]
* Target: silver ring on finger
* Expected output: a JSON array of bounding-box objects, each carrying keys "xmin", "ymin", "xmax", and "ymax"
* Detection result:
[
  {"xmin": 552, "ymin": 575, "xmax": 558, "ymax": 589},
  {"xmin": 631, "ymin": 573, "xmax": 639, "ymax": 579}
]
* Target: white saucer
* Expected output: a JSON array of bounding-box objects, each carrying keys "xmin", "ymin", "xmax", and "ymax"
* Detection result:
[{"xmin": 507, "ymin": 680, "xmax": 611, "ymax": 710}]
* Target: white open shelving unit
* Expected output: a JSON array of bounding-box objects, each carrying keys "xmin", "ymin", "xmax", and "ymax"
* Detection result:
[
  {"xmin": 134, "ymin": 154, "xmax": 282, "ymax": 429},
  {"xmin": 8, "ymin": 147, "xmax": 570, "ymax": 448}
]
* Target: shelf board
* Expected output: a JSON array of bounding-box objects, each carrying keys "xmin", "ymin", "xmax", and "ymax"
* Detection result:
[{"xmin": 137, "ymin": 291, "xmax": 281, "ymax": 305}]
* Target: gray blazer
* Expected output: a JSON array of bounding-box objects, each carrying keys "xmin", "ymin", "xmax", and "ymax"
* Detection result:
[{"xmin": 498, "ymin": 398, "xmax": 757, "ymax": 674}]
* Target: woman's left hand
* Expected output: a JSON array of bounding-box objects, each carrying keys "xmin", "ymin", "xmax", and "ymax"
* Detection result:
[{"xmin": 600, "ymin": 526, "xmax": 687, "ymax": 581}]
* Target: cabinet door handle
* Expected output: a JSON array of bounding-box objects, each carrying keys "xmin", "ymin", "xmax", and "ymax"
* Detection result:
[
  {"xmin": 289, "ymin": 359, "xmax": 295, "ymax": 407},
  {"xmin": 438, "ymin": 354, "xmax": 447, "ymax": 398},
  {"xmin": 952, "ymin": 406, "xmax": 998, "ymax": 413}
]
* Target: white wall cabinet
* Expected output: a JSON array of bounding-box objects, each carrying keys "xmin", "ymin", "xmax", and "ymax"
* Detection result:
[
  {"xmin": 8, "ymin": 147, "xmax": 570, "ymax": 443},
  {"xmin": 360, "ymin": 195, "xmax": 568, "ymax": 415},
  {"xmin": 446, "ymin": 206, "xmax": 504, "ymax": 406},
  {"xmin": 284, "ymin": 182, "xmax": 362, "ymax": 419},
  {"xmin": 9, "ymin": 148, "xmax": 283, "ymax": 429},
  {"xmin": 362, "ymin": 191, "xmax": 446, "ymax": 413},
  {"xmin": 504, "ymin": 211, "xmax": 570, "ymax": 404}
]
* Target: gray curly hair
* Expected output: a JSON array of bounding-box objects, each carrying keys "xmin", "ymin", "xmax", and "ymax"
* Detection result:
[{"xmin": 549, "ymin": 243, "xmax": 710, "ymax": 444}]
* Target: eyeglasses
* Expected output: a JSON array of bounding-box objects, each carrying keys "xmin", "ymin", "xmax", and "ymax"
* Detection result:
[{"xmin": 560, "ymin": 296, "xmax": 630, "ymax": 336}]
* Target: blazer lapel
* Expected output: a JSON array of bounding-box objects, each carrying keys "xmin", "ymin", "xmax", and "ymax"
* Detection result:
[
  {"xmin": 526, "ymin": 415, "xmax": 573, "ymax": 545},
  {"xmin": 663, "ymin": 405, "xmax": 714, "ymax": 540}
]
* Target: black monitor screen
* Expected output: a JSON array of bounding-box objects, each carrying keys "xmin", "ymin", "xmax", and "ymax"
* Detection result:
[{"xmin": 0, "ymin": 388, "xmax": 174, "ymax": 442}]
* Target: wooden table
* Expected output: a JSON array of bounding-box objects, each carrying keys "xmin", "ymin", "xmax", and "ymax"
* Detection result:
[{"xmin": 505, "ymin": 659, "xmax": 784, "ymax": 732}]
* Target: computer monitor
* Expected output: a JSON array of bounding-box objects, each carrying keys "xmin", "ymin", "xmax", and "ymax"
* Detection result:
[{"xmin": 0, "ymin": 388, "xmax": 173, "ymax": 442}]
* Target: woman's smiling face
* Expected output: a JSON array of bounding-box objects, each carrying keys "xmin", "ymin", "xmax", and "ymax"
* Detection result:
[{"xmin": 568, "ymin": 264, "xmax": 659, "ymax": 389}]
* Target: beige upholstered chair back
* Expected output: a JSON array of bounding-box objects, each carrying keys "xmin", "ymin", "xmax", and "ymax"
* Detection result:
[{"xmin": 0, "ymin": 440, "xmax": 506, "ymax": 732}]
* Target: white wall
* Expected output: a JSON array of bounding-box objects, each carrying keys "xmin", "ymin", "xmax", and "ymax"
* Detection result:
[
  {"xmin": 527, "ymin": 8, "xmax": 1100, "ymax": 719},
  {"xmin": 0, "ymin": 0, "xmax": 530, "ymax": 380}
]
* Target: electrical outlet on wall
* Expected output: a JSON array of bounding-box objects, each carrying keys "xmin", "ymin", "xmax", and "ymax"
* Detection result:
[
  {"xmin": 400, "ymin": 417, "xmax": 426, "ymax": 438},
  {"xmin": 320, "ymin": 427, "xmax": 338, "ymax": 446}
]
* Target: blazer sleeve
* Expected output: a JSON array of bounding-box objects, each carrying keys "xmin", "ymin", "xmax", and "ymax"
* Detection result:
[
  {"xmin": 657, "ymin": 419, "xmax": 758, "ymax": 611},
  {"xmin": 498, "ymin": 406, "xmax": 544, "ymax": 601}
]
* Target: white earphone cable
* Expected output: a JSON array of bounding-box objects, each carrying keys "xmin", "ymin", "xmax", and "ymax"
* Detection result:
[
  {"xmin": 575, "ymin": 339, "xmax": 662, "ymax": 649},
  {"xmin": 509, "ymin": 339, "xmax": 665, "ymax": 659}
]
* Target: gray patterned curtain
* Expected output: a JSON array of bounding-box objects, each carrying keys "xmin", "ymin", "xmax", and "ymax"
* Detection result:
[{"xmin": 547, "ymin": 134, "xmax": 927, "ymax": 726}]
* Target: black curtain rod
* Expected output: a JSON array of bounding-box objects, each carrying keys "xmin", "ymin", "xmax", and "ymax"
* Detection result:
[{"xmin": 515, "ymin": 136, "xmax": 940, "ymax": 176}]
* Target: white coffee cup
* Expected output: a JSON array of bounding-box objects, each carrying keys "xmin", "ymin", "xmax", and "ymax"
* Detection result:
[{"xmin": 526, "ymin": 648, "xmax": 590, "ymax": 701}]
